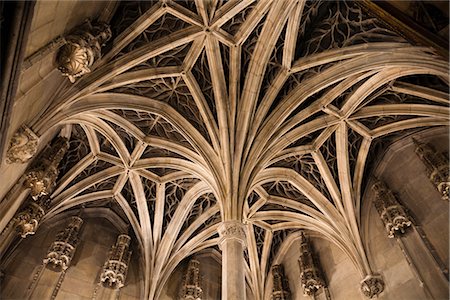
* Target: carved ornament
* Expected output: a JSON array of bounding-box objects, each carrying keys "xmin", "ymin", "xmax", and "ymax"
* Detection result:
[
  {"xmin": 56, "ymin": 21, "xmax": 111, "ymax": 83},
  {"xmin": 6, "ymin": 126, "xmax": 39, "ymax": 164},
  {"xmin": 372, "ymin": 180, "xmax": 412, "ymax": 238},
  {"xmin": 44, "ymin": 217, "xmax": 83, "ymax": 271},
  {"xmin": 100, "ymin": 234, "xmax": 132, "ymax": 289},
  {"xmin": 217, "ymin": 221, "xmax": 246, "ymax": 248},
  {"xmin": 360, "ymin": 275, "xmax": 384, "ymax": 298}
]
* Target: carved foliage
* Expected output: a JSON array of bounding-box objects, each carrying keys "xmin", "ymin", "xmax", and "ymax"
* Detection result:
[{"xmin": 218, "ymin": 221, "xmax": 246, "ymax": 247}]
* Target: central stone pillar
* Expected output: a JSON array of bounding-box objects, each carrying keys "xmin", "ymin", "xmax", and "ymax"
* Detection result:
[{"xmin": 218, "ymin": 221, "xmax": 246, "ymax": 300}]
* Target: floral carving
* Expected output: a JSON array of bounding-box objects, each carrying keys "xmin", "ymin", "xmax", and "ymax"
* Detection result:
[{"xmin": 6, "ymin": 126, "xmax": 39, "ymax": 164}]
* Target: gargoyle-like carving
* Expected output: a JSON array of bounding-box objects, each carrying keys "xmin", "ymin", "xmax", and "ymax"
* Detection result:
[
  {"xmin": 6, "ymin": 126, "xmax": 39, "ymax": 164},
  {"xmin": 24, "ymin": 137, "xmax": 69, "ymax": 199},
  {"xmin": 56, "ymin": 21, "xmax": 111, "ymax": 82},
  {"xmin": 44, "ymin": 216, "xmax": 83, "ymax": 272},
  {"xmin": 360, "ymin": 275, "xmax": 384, "ymax": 298},
  {"xmin": 100, "ymin": 234, "xmax": 132, "ymax": 289},
  {"xmin": 179, "ymin": 259, "xmax": 203, "ymax": 300},
  {"xmin": 372, "ymin": 180, "xmax": 412, "ymax": 238}
]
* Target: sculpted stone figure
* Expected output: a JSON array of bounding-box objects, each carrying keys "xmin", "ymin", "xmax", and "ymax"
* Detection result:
[{"xmin": 6, "ymin": 126, "xmax": 39, "ymax": 164}]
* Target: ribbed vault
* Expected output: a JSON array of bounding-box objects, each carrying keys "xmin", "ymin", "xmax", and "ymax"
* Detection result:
[{"xmin": 17, "ymin": 0, "xmax": 449, "ymax": 298}]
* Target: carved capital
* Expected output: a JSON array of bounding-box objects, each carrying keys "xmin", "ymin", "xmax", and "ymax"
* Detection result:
[
  {"xmin": 6, "ymin": 126, "xmax": 39, "ymax": 164},
  {"xmin": 217, "ymin": 221, "xmax": 246, "ymax": 248},
  {"xmin": 360, "ymin": 275, "xmax": 384, "ymax": 298}
]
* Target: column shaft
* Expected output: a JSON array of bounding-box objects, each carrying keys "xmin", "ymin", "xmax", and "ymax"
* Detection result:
[
  {"xmin": 221, "ymin": 238, "xmax": 246, "ymax": 300},
  {"xmin": 218, "ymin": 221, "xmax": 246, "ymax": 300}
]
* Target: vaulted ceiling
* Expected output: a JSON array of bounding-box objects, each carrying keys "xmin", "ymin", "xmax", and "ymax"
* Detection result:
[{"xmin": 9, "ymin": 0, "xmax": 449, "ymax": 298}]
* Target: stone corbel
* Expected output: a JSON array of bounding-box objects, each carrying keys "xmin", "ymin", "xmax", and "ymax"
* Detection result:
[
  {"xmin": 360, "ymin": 274, "xmax": 384, "ymax": 299},
  {"xmin": 6, "ymin": 125, "xmax": 39, "ymax": 164},
  {"xmin": 56, "ymin": 20, "xmax": 112, "ymax": 83},
  {"xmin": 14, "ymin": 199, "xmax": 47, "ymax": 238}
]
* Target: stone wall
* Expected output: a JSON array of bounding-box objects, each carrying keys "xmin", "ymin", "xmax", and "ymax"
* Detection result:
[{"xmin": 0, "ymin": 216, "xmax": 142, "ymax": 300}]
